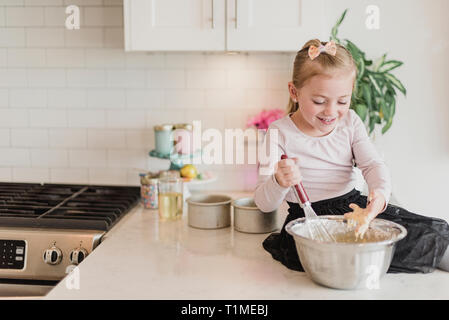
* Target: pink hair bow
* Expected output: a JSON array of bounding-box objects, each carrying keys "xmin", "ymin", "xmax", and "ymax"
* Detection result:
[{"xmin": 308, "ymin": 41, "xmax": 337, "ymax": 60}]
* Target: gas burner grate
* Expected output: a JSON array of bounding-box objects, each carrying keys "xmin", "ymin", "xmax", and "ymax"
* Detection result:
[{"xmin": 0, "ymin": 182, "xmax": 140, "ymax": 231}]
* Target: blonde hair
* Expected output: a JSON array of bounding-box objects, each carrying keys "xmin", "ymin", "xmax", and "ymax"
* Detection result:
[{"xmin": 287, "ymin": 39, "xmax": 357, "ymax": 114}]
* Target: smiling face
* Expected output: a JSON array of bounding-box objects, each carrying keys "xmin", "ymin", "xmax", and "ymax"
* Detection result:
[{"xmin": 288, "ymin": 70, "xmax": 356, "ymax": 137}]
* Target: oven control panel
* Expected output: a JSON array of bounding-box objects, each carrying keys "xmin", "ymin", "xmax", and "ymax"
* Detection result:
[{"xmin": 1, "ymin": 240, "xmax": 26, "ymax": 270}]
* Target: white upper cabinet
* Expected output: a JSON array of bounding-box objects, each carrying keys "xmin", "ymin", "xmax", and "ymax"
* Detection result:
[
  {"xmin": 124, "ymin": 0, "xmax": 226, "ymax": 51},
  {"xmin": 226, "ymin": 0, "xmax": 326, "ymax": 51},
  {"xmin": 124, "ymin": 0, "xmax": 325, "ymax": 52}
]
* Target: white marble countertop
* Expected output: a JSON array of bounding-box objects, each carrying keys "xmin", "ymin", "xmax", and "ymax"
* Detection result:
[{"xmin": 44, "ymin": 191, "xmax": 449, "ymax": 300}]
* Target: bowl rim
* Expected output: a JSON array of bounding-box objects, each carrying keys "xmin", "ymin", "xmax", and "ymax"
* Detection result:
[
  {"xmin": 186, "ymin": 194, "xmax": 232, "ymax": 206},
  {"xmin": 285, "ymin": 215, "xmax": 407, "ymax": 247}
]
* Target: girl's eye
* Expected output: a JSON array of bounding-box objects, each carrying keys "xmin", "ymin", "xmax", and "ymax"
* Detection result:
[
  {"xmin": 313, "ymin": 100, "xmax": 325, "ymax": 105},
  {"xmin": 338, "ymin": 101, "xmax": 348, "ymax": 105}
]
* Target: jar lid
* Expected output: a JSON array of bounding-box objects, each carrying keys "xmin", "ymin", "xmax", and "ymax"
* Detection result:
[
  {"xmin": 154, "ymin": 124, "xmax": 173, "ymax": 131},
  {"xmin": 173, "ymin": 123, "xmax": 193, "ymax": 130}
]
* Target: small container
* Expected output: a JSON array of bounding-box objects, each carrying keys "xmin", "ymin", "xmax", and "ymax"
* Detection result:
[
  {"xmin": 187, "ymin": 194, "xmax": 232, "ymax": 229},
  {"xmin": 140, "ymin": 173, "xmax": 158, "ymax": 209},
  {"xmin": 154, "ymin": 124, "xmax": 174, "ymax": 156},
  {"xmin": 159, "ymin": 170, "xmax": 180, "ymax": 179},
  {"xmin": 232, "ymin": 197, "xmax": 278, "ymax": 233},
  {"xmin": 158, "ymin": 178, "xmax": 183, "ymax": 221}
]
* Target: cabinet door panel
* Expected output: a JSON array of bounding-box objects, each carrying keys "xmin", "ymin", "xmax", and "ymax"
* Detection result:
[
  {"xmin": 125, "ymin": 0, "xmax": 225, "ymax": 51},
  {"xmin": 227, "ymin": 0, "xmax": 326, "ymax": 51}
]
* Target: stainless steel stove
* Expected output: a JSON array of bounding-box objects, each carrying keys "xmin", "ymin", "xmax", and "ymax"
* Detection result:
[{"xmin": 0, "ymin": 182, "xmax": 140, "ymax": 298}]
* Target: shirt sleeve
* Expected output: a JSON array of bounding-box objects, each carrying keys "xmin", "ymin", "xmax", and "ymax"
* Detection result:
[
  {"xmin": 253, "ymin": 126, "xmax": 290, "ymax": 213},
  {"xmin": 351, "ymin": 111, "xmax": 392, "ymax": 213}
]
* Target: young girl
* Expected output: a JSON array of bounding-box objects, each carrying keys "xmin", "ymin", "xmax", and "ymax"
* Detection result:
[{"xmin": 254, "ymin": 39, "xmax": 449, "ymax": 273}]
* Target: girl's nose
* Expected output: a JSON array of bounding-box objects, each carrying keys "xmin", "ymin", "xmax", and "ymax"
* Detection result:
[{"xmin": 324, "ymin": 103, "xmax": 338, "ymax": 116}]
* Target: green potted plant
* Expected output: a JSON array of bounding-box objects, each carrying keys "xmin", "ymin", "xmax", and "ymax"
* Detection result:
[{"xmin": 330, "ymin": 9, "xmax": 406, "ymax": 135}]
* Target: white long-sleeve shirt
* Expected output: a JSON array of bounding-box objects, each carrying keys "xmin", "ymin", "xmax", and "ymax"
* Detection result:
[{"xmin": 254, "ymin": 109, "xmax": 391, "ymax": 213}]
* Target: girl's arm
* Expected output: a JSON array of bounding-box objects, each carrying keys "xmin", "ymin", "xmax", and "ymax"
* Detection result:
[
  {"xmin": 351, "ymin": 110, "xmax": 391, "ymax": 214},
  {"xmin": 254, "ymin": 128, "xmax": 290, "ymax": 213}
]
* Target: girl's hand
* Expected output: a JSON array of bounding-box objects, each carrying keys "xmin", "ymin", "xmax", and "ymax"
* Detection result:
[
  {"xmin": 344, "ymin": 190, "xmax": 386, "ymax": 238},
  {"xmin": 274, "ymin": 158, "xmax": 302, "ymax": 188}
]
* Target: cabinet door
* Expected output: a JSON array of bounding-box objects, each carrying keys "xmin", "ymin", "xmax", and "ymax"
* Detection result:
[
  {"xmin": 124, "ymin": 0, "xmax": 225, "ymax": 51},
  {"xmin": 226, "ymin": 0, "xmax": 326, "ymax": 51}
]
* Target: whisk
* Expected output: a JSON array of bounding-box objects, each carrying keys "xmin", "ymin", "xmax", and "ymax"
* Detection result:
[{"xmin": 281, "ymin": 155, "xmax": 335, "ymax": 242}]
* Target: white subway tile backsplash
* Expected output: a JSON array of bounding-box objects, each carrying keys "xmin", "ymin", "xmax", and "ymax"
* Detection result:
[
  {"xmin": 187, "ymin": 69, "xmax": 226, "ymax": 89},
  {"xmin": 107, "ymin": 69, "xmax": 145, "ymax": 88},
  {"xmin": 65, "ymin": 28, "xmax": 103, "ymax": 48},
  {"xmin": 26, "ymin": 0, "xmax": 63, "ymax": 5},
  {"xmin": 0, "ymin": 148, "xmax": 30, "ymax": 167},
  {"xmin": 0, "ymin": 129, "xmax": 10, "ymax": 146},
  {"xmin": 165, "ymin": 89, "xmax": 205, "ymax": 109},
  {"xmin": 125, "ymin": 52, "xmax": 165, "ymax": 68},
  {"xmin": 29, "ymin": 109, "xmax": 67, "ymax": 127},
  {"xmin": 69, "ymin": 149, "xmax": 107, "ymax": 168},
  {"xmin": 43, "ymin": 6, "xmax": 68, "ymax": 27},
  {"xmin": 6, "ymin": 7, "xmax": 44, "ymax": 27},
  {"xmin": 146, "ymin": 109, "xmax": 186, "ymax": 128},
  {"xmin": 107, "ymin": 149, "xmax": 147, "ymax": 169},
  {"xmin": 0, "ymin": 28, "xmax": 25, "ymax": 47},
  {"xmin": 87, "ymin": 89, "xmax": 126, "ymax": 108},
  {"xmin": 227, "ymin": 70, "xmax": 266, "ymax": 89},
  {"xmin": 11, "ymin": 128, "xmax": 48, "ymax": 147},
  {"xmin": 0, "ymin": 68, "xmax": 27, "ymax": 87},
  {"xmin": 10, "ymin": 89, "xmax": 47, "ymax": 108},
  {"xmin": 0, "ymin": 8, "xmax": 5, "ymax": 27},
  {"xmin": 7, "ymin": 48, "xmax": 46, "ymax": 67},
  {"xmin": 50, "ymin": 168, "xmax": 88, "ymax": 184},
  {"xmin": 0, "ymin": 49, "xmax": 6, "ymax": 66},
  {"xmin": 106, "ymin": 110, "xmax": 146, "ymax": 128},
  {"xmin": 205, "ymin": 53, "xmax": 248, "ymax": 70},
  {"xmin": 87, "ymin": 129, "xmax": 126, "ymax": 149},
  {"xmin": 126, "ymin": 89, "xmax": 164, "ymax": 109},
  {"xmin": 0, "ymin": 109, "xmax": 28, "ymax": 127},
  {"xmin": 49, "ymin": 128, "xmax": 87, "ymax": 148},
  {"xmin": 85, "ymin": 49, "xmax": 124, "ymax": 68},
  {"xmin": 165, "ymin": 53, "xmax": 206, "ymax": 69},
  {"xmin": 205, "ymin": 89, "xmax": 246, "ymax": 109},
  {"xmin": 147, "ymin": 70, "xmax": 185, "ymax": 89},
  {"xmin": 0, "ymin": 89, "xmax": 8, "ymax": 107},
  {"xmin": 125, "ymin": 129, "xmax": 153, "ymax": 149},
  {"xmin": 48, "ymin": 89, "xmax": 87, "ymax": 108},
  {"xmin": 104, "ymin": 27, "xmax": 123, "ymax": 48},
  {"xmin": 46, "ymin": 48, "xmax": 85, "ymax": 68},
  {"xmin": 31, "ymin": 149, "xmax": 68, "ymax": 167},
  {"xmin": 67, "ymin": 69, "xmax": 106, "ymax": 87},
  {"xmin": 12, "ymin": 167, "xmax": 49, "ymax": 182},
  {"xmin": 26, "ymin": 28, "xmax": 65, "ymax": 47},
  {"xmin": 84, "ymin": 7, "xmax": 123, "ymax": 27},
  {"xmin": 63, "ymin": 0, "xmax": 102, "ymax": 6},
  {"xmin": 0, "ymin": 168, "xmax": 12, "ymax": 181},
  {"xmin": 27, "ymin": 69, "xmax": 66, "ymax": 87},
  {"xmin": 68, "ymin": 109, "xmax": 106, "ymax": 128},
  {"xmin": 88, "ymin": 168, "xmax": 127, "ymax": 185}
]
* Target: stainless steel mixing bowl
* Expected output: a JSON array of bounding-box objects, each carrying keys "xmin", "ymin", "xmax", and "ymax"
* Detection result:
[{"xmin": 285, "ymin": 215, "xmax": 407, "ymax": 290}]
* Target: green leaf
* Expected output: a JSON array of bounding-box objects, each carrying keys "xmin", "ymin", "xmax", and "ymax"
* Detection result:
[
  {"xmin": 368, "ymin": 74, "xmax": 382, "ymax": 96},
  {"xmin": 381, "ymin": 118, "xmax": 393, "ymax": 134},
  {"xmin": 354, "ymin": 104, "xmax": 368, "ymax": 121},
  {"xmin": 374, "ymin": 54, "xmax": 387, "ymax": 72},
  {"xmin": 385, "ymin": 73, "xmax": 406, "ymax": 95},
  {"xmin": 356, "ymin": 57, "xmax": 365, "ymax": 81},
  {"xmin": 331, "ymin": 9, "xmax": 348, "ymax": 41},
  {"xmin": 362, "ymin": 83, "xmax": 373, "ymax": 110},
  {"xmin": 369, "ymin": 115, "xmax": 375, "ymax": 134},
  {"xmin": 379, "ymin": 60, "xmax": 403, "ymax": 73}
]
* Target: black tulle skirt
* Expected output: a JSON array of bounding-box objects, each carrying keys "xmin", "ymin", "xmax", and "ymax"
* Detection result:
[{"xmin": 262, "ymin": 188, "xmax": 449, "ymax": 273}]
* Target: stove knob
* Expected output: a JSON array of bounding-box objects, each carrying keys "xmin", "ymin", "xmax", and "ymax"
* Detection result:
[
  {"xmin": 43, "ymin": 247, "xmax": 63, "ymax": 265},
  {"xmin": 69, "ymin": 248, "xmax": 88, "ymax": 265}
]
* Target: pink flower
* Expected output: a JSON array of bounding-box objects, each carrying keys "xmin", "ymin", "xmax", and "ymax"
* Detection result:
[{"xmin": 246, "ymin": 108, "xmax": 285, "ymax": 130}]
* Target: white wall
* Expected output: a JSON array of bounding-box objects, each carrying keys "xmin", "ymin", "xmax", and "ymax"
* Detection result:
[{"xmin": 324, "ymin": 0, "xmax": 449, "ymax": 220}]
